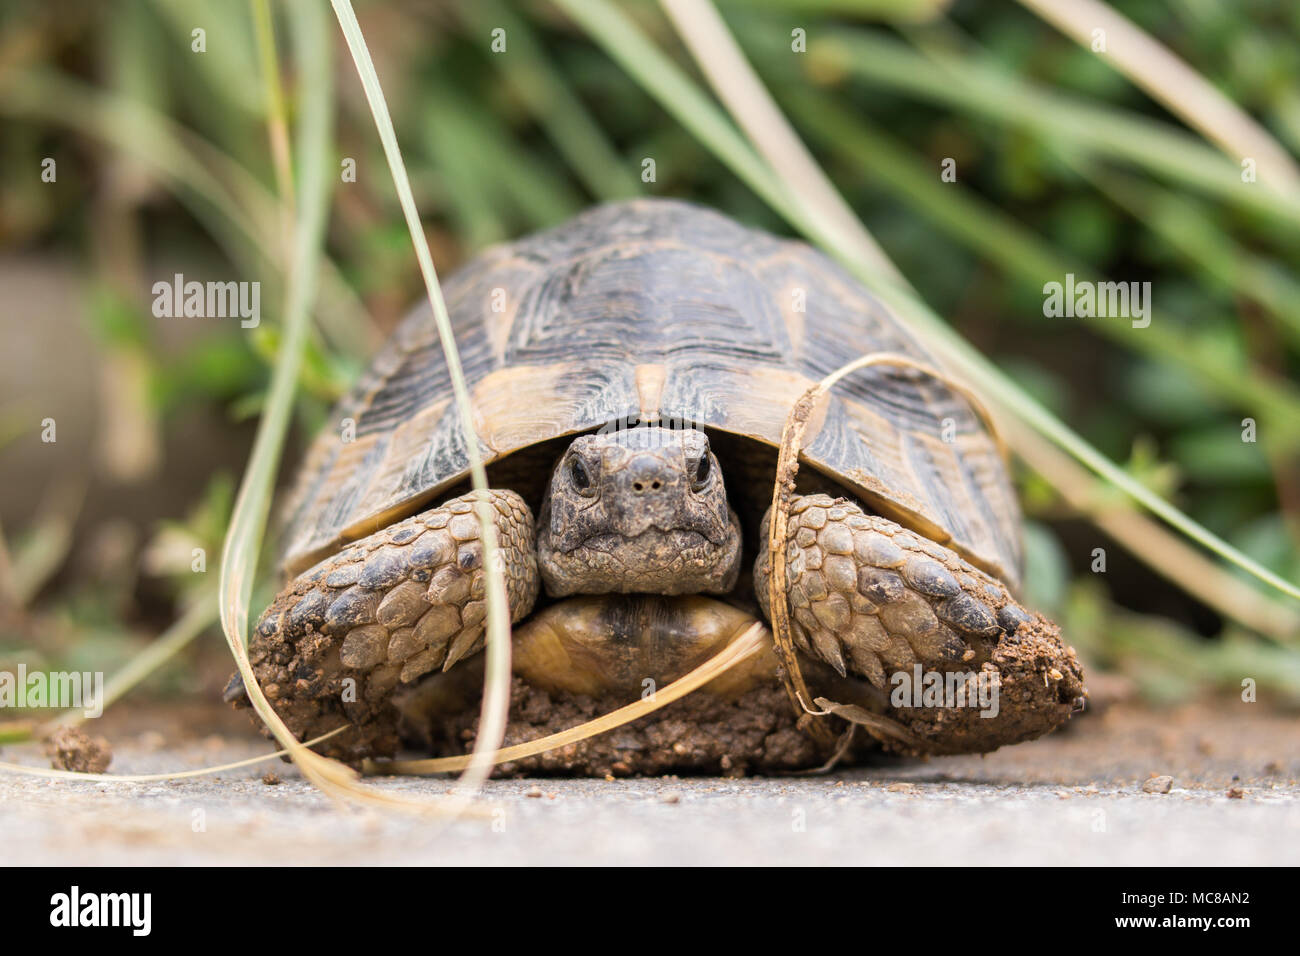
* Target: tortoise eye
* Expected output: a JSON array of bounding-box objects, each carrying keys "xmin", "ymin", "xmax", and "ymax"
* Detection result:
[
  {"xmin": 692, "ymin": 453, "xmax": 711, "ymax": 487},
  {"xmin": 569, "ymin": 456, "xmax": 593, "ymax": 492}
]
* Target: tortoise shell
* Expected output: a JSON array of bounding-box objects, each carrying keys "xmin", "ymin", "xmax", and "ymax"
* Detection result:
[{"xmin": 281, "ymin": 199, "xmax": 1022, "ymax": 587}]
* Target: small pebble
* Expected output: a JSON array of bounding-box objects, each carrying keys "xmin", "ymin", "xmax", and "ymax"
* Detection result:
[
  {"xmin": 659, "ymin": 791, "xmax": 681, "ymax": 804},
  {"xmin": 525, "ymin": 787, "xmax": 543, "ymax": 798},
  {"xmin": 1227, "ymin": 787, "xmax": 1245, "ymax": 800},
  {"xmin": 1142, "ymin": 775, "xmax": 1173, "ymax": 794},
  {"xmin": 262, "ymin": 772, "xmax": 281, "ymax": 786}
]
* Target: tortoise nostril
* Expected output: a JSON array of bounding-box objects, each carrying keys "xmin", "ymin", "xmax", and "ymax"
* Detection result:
[{"xmin": 627, "ymin": 455, "xmax": 670, "ymax": 494}]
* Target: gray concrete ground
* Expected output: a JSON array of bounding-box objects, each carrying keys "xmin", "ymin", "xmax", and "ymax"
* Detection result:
[{"xmin": 2, "ymin": 701, "xmax": 1297, "ymax": 865}]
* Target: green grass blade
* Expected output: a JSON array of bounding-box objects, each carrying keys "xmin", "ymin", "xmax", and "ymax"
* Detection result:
[
  {"xmin": 219, "ymin": 0, "xmax": 333, "ymax": 708},
  {"xmin": 660, "ymin": 0, "xmax": 900, "ymax": 282},
  {"xmin": 460, "ymin": 0, "xmax": 638, "ymax": 200},
  {"xmin": 552, "ymin": 0, "xmax": 807, "ymax": 233},
  {"xmin": 415, "ymin": 81, "xmax": 585, "ymax": 244},
  {"xmin": 418, "ymin": 82, "xmax": 512, "ymax": 248},
  {"xmin": 1016, "ymin": 0, "xmax": 1300, "ymax": 190},
  {"xmin": 328, "ymin": 0, "xmax": 513, "ymax": 795},
  {"xmin": 145, "ymin": 0, "xmax": 264, "ymax": 116},
  {"xmin": 798, "ymin": 29, "xmax": 1300, "ymax": 229},
  {"xmin": 250, "ymin": 0, "xmax": 296, "ymax": 220}
]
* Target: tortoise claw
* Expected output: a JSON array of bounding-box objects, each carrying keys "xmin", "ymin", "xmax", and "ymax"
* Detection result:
[{"xmin": 222, "ymin": 672, "xmax": 247, "ymax": 705}]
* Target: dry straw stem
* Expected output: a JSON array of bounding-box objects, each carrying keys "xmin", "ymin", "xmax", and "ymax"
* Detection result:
[
  {"xmin": 765, "ymin": 353, "xmax": 1002, "ymax": 729},
  {"xmin": 658, "ymin": 0, "xmax": 900, "ymax": 283},
  {"xmin": 813, "ymin": 697, "xmax": 927, "ymax": 751},
  {"xmin": 367, "ymin": 622, "xmax": 768, "ymax": 775},
  {"xmin": 328, "ymin": 0, "xmax": 512, "ymax": 800},
  {"xmin": 765, "ymin": 387, "xmax": 835, "ymax": 743},
  {"xmin": 0, "ymin": 726, "xmax": 348, "ymax": 784},
  {"xmin": 1017, "ymin": 0, "xmax": 1300, "ymax": 192}
]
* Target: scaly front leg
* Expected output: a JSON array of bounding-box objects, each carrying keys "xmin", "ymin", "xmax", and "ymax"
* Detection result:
[
  {"xmin": 239, "ymin": 490, "xmax": 539, "ymax": 760},
  {"xmin": 755, "ymin": 494, "xmax": 1084, "ymax": 753}
]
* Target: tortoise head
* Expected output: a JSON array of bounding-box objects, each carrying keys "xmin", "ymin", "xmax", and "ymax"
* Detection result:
[{"xmin": 537, "ymin": 426, "xmax": 742, "ymax": 597}]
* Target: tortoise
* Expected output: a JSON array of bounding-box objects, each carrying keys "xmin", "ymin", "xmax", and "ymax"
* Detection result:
[{"xmin": 234, "ymin": 199, "xmax": 1084, "ymax": 775}]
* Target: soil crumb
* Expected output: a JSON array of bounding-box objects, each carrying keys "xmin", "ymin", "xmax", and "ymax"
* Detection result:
[{"xmin": 47, "ymin": 727, "xmax": 112, "ymax": 774}]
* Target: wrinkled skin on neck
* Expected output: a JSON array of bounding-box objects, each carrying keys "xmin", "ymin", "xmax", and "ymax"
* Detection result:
[{"xmin": 537, "ymin": 427, "xmax": 742, "ymax": 596}]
